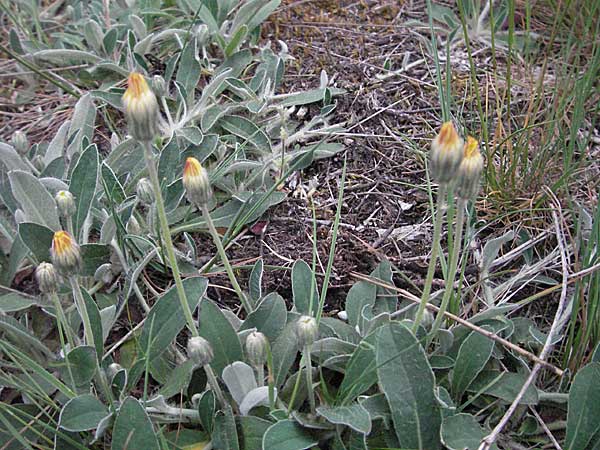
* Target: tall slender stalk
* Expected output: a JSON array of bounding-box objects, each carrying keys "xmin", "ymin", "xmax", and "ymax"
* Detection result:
[
  {"xmin": 429, "ymin": 198, "xmax": 467, "ymax": 340},
  {"xmin": 412, "ymin": 185, "xmax": 447, "ymax": 332},
  {"xmin": 68, "ymin": 277, "xmax": 95, "ymax": 348},
  {"xmin": 303, "ymin": 345, "xmax": 316, "ymax": 414},
  {"xmin": 142, "ymin": 141, "xmax": 198, "ymax": 336},
  {"xmin": 201, "ymin": 203, "xmax": 252, "ymax": 314}
]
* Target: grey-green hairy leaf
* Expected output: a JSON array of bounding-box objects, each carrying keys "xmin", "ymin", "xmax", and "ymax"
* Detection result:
[
  {"xmin": 111, "ymin": 397, "xmax": 159, "ymax": 450},
  {"xmin": 375, "ymin": 322, "xmax": 441, "ymax": 450},
  {"xmin": 9, "ymin": 170, "xmax": 61, "ymax": 230},
  {"xmin": 59, "ymin": 394, "xmax": 109, "ymax": 432}
]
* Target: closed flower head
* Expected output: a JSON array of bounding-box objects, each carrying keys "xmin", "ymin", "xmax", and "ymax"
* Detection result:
[
  {"xmin": 36, "ymin": 262, "xmax": 59, "ymax": 294},
  {"xmin": 187, "ymin": 336, "xmax": 214, "ymax": 367},
  {"xmin": 456, "ymin": 136, "xmax": 484, "ymax": 200},
  {"xmin": 122, "ymin": 72, "xmax": 159, "ymax": 142},
  {"xmin": 55, "ymin": 190, "xmax": 76, "ymax": 218},
  {"xmin": 296, "ymin": 315, "xmax": 318, "ymax": 347},
  {"xmin": 183, "ymin": 157, "xmax": 212, "ymax": 206},
  {"xmin": 51, "ymin": 230, "xmax": 81, "ymax": 275},
  {"xmin": 430, "ymin": 121, "xmax": 464, "ymax": 185}
]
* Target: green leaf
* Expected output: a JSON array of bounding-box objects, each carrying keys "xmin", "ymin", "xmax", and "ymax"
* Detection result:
[
  {"xmin": 176, "ymin": 39, "xmax": 201, "ymax": 100},
  {"xmin": 0, "ymin": 293, "xmax": 37, "ymax": 312},
  {"xmin": 80, "ymin": 288, "xmax": 104, "ymax": 359},
  {"xmin": 62, "ymin": 346, "xmax": 97, "ymax": 387},
  {"xmin": 240, "ymin": 292, "xmax": 287, "ymax": 342},
  {"xmin": 111, "ymin": 397, "xmax": 159, "ymax": 450},
  {"xmin": 271, "ymin": 321, "xmax": 299, "ymax": 387},
  {"xmin": 0, "ymin": 315, "xmax": 53, "ymax": 358},
  {"xmin": 80, "ymin": 244, "xmax": 111, "ymax": 277},
  {"xmin": 292, "ymin": 260, "xmax": 319, "ymax": 315},
  {"xmin": 317, "ymin": 403, "xmax": 371, "ymax": 434},
  {"xmin": 225, "ymin": 24, "xmax": 248, "ymax": 56},
  {"xmin": 67, "ymin": 93, "xmax": 96, "ymax": 158},
  {"xmin": 44, "ymin": 121, "xmax": 70, "ymax": 165},
  {"xmin": 262, "ymin": 420, "xmax": 317, "ymax": 450},
  {"xmin": 164, "ymin": 429, "xmax": 209, "ymax": 450},
  {"xmin": 337, "ymin": 332, "xmax": 377, "ymax": 404},
  {"xmin": 213, "ymin": 407, "xmax": 240, "ymax": 450},
  {"xmin": 18, "ymin": 222, "xmax": 53, "ymax": 262},
  {"xmin": 451, "ymin": 329, "xmax": 495, "ymax": 400},
  {"xmin": 140, "ymin": 277, "xmax": 207, "ymax": 361},
  {"xmin": 375, "ymin": 322, "xmax": 441, "ymax": 450},
  {"xmin": 566, "ymin": 362, "xmax": 600, "ymax": 450},
  {"xmin": 345, "ymin": 278, "xmax": 376, "ymax": 329},
  {"xmin": 0, "ymin": 143, "xmax": 30, "ymax": 172},
  {"xmin": 442, "ymin": 413, "xmax": 496, "ymax": 450},
  {"xmin": 9, "ymin": 171, "xmax": 61, "ymax": 231},
  {"xmin": 220, "ymin": 115, "xmax": 271, "ymax": 152},
  {"xmin": 238, "ymin": 416, "xmax": 272, "ymax": 450},
  {"xmin": 59, "ymin": 394, "xmax": 109, "ymax": 432},
  {"xmin": 197, "ymin": 299, "xmax": 243, "ymax": 375},
  {"xmin": 249, "ymin": 258, "xmax": 263, "ymax": 304},
  {"xmin": 468, "ymin": 371, "xmax": 538, "ymax": 405},
  {"xmin": 159, "ymin": 359, "xmax": 195, "ymax": 398},
  {"xmin": 69, "ymin": 144, "xmax": 99, "ymax": 241},
  {"xmin": 198, "ymin": 390, "xmax": 215, "ymax": 434}
]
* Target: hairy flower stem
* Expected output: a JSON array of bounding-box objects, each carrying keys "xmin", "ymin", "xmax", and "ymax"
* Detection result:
[
  {"xmin": 50, "ymin": 292, "xmax": 76, "ymax": 349},
  {"xmin": 428, "ymin": 198, "xmax": 466, "ymax": 342},
  {"xmin": 412, "ymin": 185, "xmax": 447, "ymax": 333},
  {"xmin": 304, "ymin": 345, "xmax": 316, "ymax": 414},
  {"xmin": 142, "ymin": 141, "xmax": 198, "ymax": 337},
  {"xmin": 69, "ymin": 277, "xmax": 95, "ymax": 348},
  {"xmin": 204, "ymin": 364, "xmax": 227, "ymax": 408},
  {"xmin": 201, "ymin": 203, "xmax": 252, "ymax": 314}
]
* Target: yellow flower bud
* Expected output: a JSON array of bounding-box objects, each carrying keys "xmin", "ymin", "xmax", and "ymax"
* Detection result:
[
  {"xmin": 36, "ymin": 262, "xmax": 60, "ymax": 294},
  {"xmin": 183, "ymin": 157, "xmax": 212, "ymax": 206},
  {"xmin": 51, "ymin": 231, "xmax": 81, "ymax": 276},
  {"xmin": 456, "ymin": 136, "xmax": 484, "ymax": 200},
  {"xmin": 122, "ymin": 72, "xmax": 159, "ymax": 142},
  {"xmin": 55, "ymin": 190, "xmax": 76, "ymax": 218},
  {"xmin": 430, "ymin": 121, "xmax": 464, "ymax": 185}
]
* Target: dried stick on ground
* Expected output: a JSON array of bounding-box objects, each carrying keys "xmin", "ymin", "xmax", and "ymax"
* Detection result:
[
  {"xmin": 478, "ymin": 196, "xmax": 571, "ymax": 450},
  {"xmin": 349, "ymin": 272, "xmax": 564, "ymax": 376}
]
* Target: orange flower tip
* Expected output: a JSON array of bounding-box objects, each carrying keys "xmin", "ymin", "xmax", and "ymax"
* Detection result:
[
  {"xmin": 52, "ymin": 231, "xmax": 74, "ymax": 256},
  {"xmin": 438, "ymin": 121, "xmax": 460, "ymax": 149},
  {"xmin": 183, "ymin": 157, "xmax": 202, "ymax": 179},
  {"xmin": 125, "ymin": 72, "xmax": 150, "ymax": 99},
  {"xmin": 464, "ymin": 136, "xmax": 479, "ymax": 158}
]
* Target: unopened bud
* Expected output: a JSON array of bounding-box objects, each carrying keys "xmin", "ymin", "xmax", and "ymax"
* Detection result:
[
  {"xmin": 136, "ymin": 178, "xmax": 155, "ymax": 205},
  {"xmin": 107, "ymin": 363, "xmax": 123, "ymax": 380},
  {"xmin": 15, "ymin": 209, "xmax": 26, "ymax": 224},
  {"xmin": 51, "ymin": 231, "xmax": 81, "ymax": 276},
  {"xmin": 296, "ymin": 315, "xmax": 318, "ymax": 347},
  {"xmin": 122, "ymin": 72, "xmax": 159, "ymax": 142},
  {"xmin": 246, "ymin": 331, "xmax": 268, "ymax": 367},
  {"xmin": 94, "ymin": 263, "xmax": 114, "ymax": 284},
  {"xmin": 55, "ymin": 191, "xmax": 76, "ymax": 218},
  {"xmin": 152, "ymin": 75, "xmax": 167, "ymax": 98},
  {"xmin": 456, "ymin": 137, "xmax": 484, "ymax": 200},
  {"xmin": 183, "ymin": 157, "xmax": 212, "ymax": 206},
  {"xmin": 36, "ymin": 262, "xmax": 60, "ymax": 294},
  {"xmin": 11, "ymin": 130, "xmax": 29, "ymax": 155},
  {"xmin": 187, "ymin": 336, "xmax": 214, "ymax": 367},
  {"xmin": 31, "ymin": 155, "xmax": 45, "ymax": 172},
  {"xmin": 126, "ymin": 215, "xmax": 141, "ymax": 235},
  {"xmin": 430, "ymin": 121, "xmax": 464, "ymax": 185}
]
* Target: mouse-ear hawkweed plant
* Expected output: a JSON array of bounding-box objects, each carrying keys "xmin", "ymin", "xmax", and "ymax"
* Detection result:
[
  {"xmin": 122, "ymin": 71, "xmax": 199, "ymax": 337},
  {"xmin": 429, "ymin": 136, "xmax": 484, "ymax": 340},
  {"xmin": 183, "ymin": 157, "xmax": 252, "ymax": 313},
  {"xmin": 413, "ymin": 121, "xmax": 464, "ymax": 332}
]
